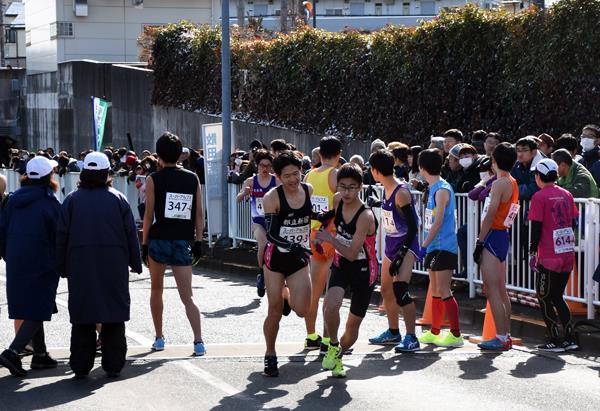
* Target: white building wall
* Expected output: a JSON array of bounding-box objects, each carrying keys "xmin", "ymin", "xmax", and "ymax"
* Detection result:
[{"xmin": 25, "ymin": 0, "xmax": 58, "ymax": 73}]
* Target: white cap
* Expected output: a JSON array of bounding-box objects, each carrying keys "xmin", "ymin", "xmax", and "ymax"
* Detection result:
[
  {"xmin": 535, "ymin": 158, "xmax": 558, "ymax": 175},
  {"xmin": 84, "ymin": 151, "xmax": 110, "ymax": 170},
  {"xmin": 182, "ymin": 147, "xmax": 190, "ymax": 154},
  {"xmin": 26, "ymin": 156, "xmax": 57, "ymax": 179}
]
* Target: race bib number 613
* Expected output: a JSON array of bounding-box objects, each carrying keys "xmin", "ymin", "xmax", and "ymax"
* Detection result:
[{"xmin": 165, "ymin": 192, "xmax": 193, "ymax": 220}]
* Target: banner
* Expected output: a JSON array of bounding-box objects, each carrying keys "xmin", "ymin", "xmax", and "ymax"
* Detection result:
[
  {"xmin": 202, "ymin": 123, "xmax": 224, "ymax": 244},
  {"xmin": 92, "ymin": 97, "xmax": 109, "ymax": 151}
]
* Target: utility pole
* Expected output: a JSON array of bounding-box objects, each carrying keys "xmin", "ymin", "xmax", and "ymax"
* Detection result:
[
  {"xmin": 221, "ymin": 0, "xmax": 232, "ymax": 242},
  {"xmin": 236, "ymin": 0, "xmax": 244, "ymax": 27},
  {"xmin": 280, "ymin": 0, "xmax": 288, "ymax": 33},
  {"xmin": 0, "ymin": 0, "xmax": 6, "ymax": 67}
]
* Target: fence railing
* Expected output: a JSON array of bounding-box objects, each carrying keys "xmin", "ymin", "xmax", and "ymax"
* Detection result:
[{"xmin": 227, "ymin": 183, "xmax": 600, "ymax": 319}]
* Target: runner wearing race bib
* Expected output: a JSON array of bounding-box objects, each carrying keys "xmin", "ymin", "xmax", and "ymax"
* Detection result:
[
  {"xmin": 236, "ymin": 150, "xmax": 278, "ymax": 298},
  {"xmin": 473, "ymin": 142, "xmax": 518, "ymax": 351},
  {"xmin": 314, "ymin": 163, "xmax": 378, "ymax": 378},
  {"xmin": 142, "ymin": 132, "xmax": 205, "ymax": 357},
  {"xmin": 261, "ymin": 151, "xmax": 314, "ymax": 377},
  {"xmin": 303, "ymin": 136, "xmax": 341, "ymax": 352},
  {"xmin": 528, "ymin": 158, "xmax": 579, "ymax": 352},
  {"xmin": 417, "ymin": 149, "xmax": 464, "ymax": 349},
  {"xmin": 365, "ymin": 150, "xmax": 424, "ymax": 352}
]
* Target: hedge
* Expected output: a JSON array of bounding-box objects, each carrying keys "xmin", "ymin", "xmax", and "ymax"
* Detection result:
[{"xmin": 151, "ymin": 0, "xmax": 600, "ymax": 143}]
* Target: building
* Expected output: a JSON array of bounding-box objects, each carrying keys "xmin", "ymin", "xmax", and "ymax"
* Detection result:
[{"xmin": 3, "ymin": 0, "xmax": 26, "ymax": 68}]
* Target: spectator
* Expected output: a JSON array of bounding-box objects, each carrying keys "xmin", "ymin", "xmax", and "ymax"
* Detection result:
[
  {"xmin": 429, "ymin": 136, "xmax": 445, "ymax": 151},
  {"xmin": 511, "ymin": 136, "xmax": 541, "ymax": 201},
  {"xmin": 442, "ymin": 143, "xmax": 465, "ymax": 192},
  {"xmin": 392, "ymin": 143, "xmax": 410, "ymax": 180},
  {"xmin": 229, "ymin": 143, "xmax": 258, "ymax": 184},
  {"xmin": 196, "ymin": 149, "xmax": 205, "ymax": 185},
  {"xmin": 179, "ymin": 147, "xmax": 191, "ymax": 170},
  {"xmin": 456, "ymin": 144, "xmax": 482, "ymax": 193},
  {"xmin": 349, "ymin": 154, "xmax": 364, "ymax": 169},
  {"xmin": 387, "ymin": 141, "xmax": 402, "ymax": 151},
  {"xmin": 552, "ymin": 148, "xmax": 599, "ymax": 198},
  {"xmin": 484, "ymin": 132, "xmax": 501, "ymax": 156},
  {"xmin": 580, "ymin": 124, "xmax": 600, "ymax": 170},
  {"xmin": 408, "ymin": 146, "xmax": 425, "ymax": 190},
  {"xmin": 471, "ymin": 130, "xmax": 487, "ymax": 155},
  {"xmin": 302, "ymin": 156, "xmax": 312, "ymax": 175},
  {"xmin": 270, "ymin": 139, "xmax": 288, "ymax": 157},
  {"xmin": 311, "ymin": 147, "xmax": 321, "ymax": 168},
  {"xmin": 363, "ymin": 139, "xmax": 386, "ymax": 185},
  {"xmin": 554, "ymin": 134, "xmax": 581, "ymax": 162},
  {"xmin": 443, "ymin": 129, "xmax": 464, "ymax": 154},
  {"xmin": 468, "ymin": 156, "xmax": 495, "ymax": 202},
  {"xmin": 537, "ymin": 133, "xmax": 554, "ymax": 157},
  {"xmin": 57, "ymin": 152, "xmax": 80, "ymax": 176}
]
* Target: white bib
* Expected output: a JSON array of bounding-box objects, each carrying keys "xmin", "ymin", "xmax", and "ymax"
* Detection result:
[
  {"xmin": 336, "ymin": 233, "xmax": 366, "ymax": 259},
  {"xmin": 553, "ymin": 227, "xmax": 575, "ymax": 254},
  {"xmin": 255, "ymin": 197, "xmax": 265, "ymax": 216},
  {"xmin": 424, "ymin": 208, "xmax": 433, "ymax": 231},
  {"xmin": 503, "ymin": 203, "xmax": 520, "ymax": 227},
  {"xmin": 311, "ymin": 195, "xmax": 329, "ymax": 213},
  {"xmin": 481, "ymin": 197, "xmax": 491, "ymax": 221},
  {"xmin": 381, "ymin": 209, "xmax": 397, "ymax": 234},
  {"xmin": 165, "ymin": 192, "xmax": 193, "ymax": 220},
  {"xmin": 279, "ymin": 225, "xmax": 310, "ymax": 250}
]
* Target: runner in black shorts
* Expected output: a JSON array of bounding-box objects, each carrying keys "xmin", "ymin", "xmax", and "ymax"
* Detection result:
[
  {"xmin": 261, "ymin": 151, "xmax": 313, "ymax": 377},
  {"xmin": 315, "ymin": 163, "xmax": 378, "ymax": 378}
]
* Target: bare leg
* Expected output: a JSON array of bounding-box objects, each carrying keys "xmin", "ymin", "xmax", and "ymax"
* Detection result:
[
  {"xmin": 253, "ymin": 225, "xmax": 267, "ymax": 267},
  {"xmin": 149, "ymin": 257, "xmax": 166, "ymax": 338},
  {"xmin": 481, "ymin": 249, "xmax": 509, "ymax": 335},
  {"xmin": 263, "ymin": 267, "xmax": 285, "ymax": 356},
  {"xmin": 380, "ymin": 257, "xmax": 400, "ymax": 330},
  {"xmin": 287, "ymin": 265, "xmax": 312, "ymax": 318},
  {"xmin": 323, "ymin": 287, "xmax": 345, "ymax": 344},
  {"xmin": 172, "ymin": 265, "xmax": 203, "ymax": 342},
  {"xmin": 396, "ymin": 252, "xmax": 417, "ymax": 334},
  {"xmin": 340, "ymin": 314, "xmax": 363, "ymax": 351},
  {"xmin": 305, "ymin": 257, "xmax": 333, "ymax": 336}
]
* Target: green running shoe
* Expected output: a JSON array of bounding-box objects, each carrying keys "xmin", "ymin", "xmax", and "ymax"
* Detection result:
[
  {"xmin": 321, "ymin": 344, "xmax": 340, "ymax": 370},
  {"xmin": 434, "ymin": 332, "xmax": 464, "ymax": 348},
  {"xmin": 417, "ymin": 330, "xmax": 439, "ymax": 344},
  {"xmin": 331, "ymin": 357, "xmax": 346, "ymax": 378}
]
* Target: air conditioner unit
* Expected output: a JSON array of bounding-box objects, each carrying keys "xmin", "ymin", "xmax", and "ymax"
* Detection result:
[
  {"xmin": 73, "ymin": 0, "xmax": 88, "ymax": 17},
  {"xmin": 132, "ymin": 0, "xmax": 144, "ymax": 6}
]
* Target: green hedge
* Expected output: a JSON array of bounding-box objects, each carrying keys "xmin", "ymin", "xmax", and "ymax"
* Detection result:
[{"xmin": 151, "ymin": 0, "xmax": 600, "ymax": 143}]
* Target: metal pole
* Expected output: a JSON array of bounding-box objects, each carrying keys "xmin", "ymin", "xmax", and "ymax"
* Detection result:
[
  {"xmin": 0, "ymin": 0, "xmax": 6, "ymax": 67},
  {"xmin": 221, "ymin": 0, "xmax": 232, "ymax": 242},
  {"xmin": 312, "ymin": 0, "xmax": 316, "ymax": 28}
]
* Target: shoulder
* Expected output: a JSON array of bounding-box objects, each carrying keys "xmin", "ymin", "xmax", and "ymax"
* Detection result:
[{"xmin": 358, "ymin": 207, "xmax": 375, "ymax": 225}]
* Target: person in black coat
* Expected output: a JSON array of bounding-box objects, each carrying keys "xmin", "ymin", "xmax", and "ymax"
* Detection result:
[
  {"xmin": 56, "ymin": 152, "xmax": 142, "ymax": 379},
  {"xmin": 0, "ymin": 156, "xmax": 61, "ymax": 377}
]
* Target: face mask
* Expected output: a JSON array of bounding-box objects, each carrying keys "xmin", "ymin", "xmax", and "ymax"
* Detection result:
[
  {"xmin": 480, "ymin": 172, "xmax": 491, "ymax": 182},
  {"xmin": 581, "ymin": 137, "xmax": 596, "ymax": 152},
  {"xmin": 459, "ymin": 157, "xmax": 473, "ymax": 168}
]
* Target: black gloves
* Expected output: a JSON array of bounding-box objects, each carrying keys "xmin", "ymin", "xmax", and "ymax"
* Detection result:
[
  {"xmin": 315, "ymin": 209, "xmax": 335, "ymax": 224},
  {"xmin": 473, "ymin": 240, "xmax": 484, "ymax": 265},
  {"xmin": 142, "ymin": 244, "xmax": 149, "ymax": 267},
  {"xmin": 389, "ymin": 245, "xmax": 408, "ymax": 277},
  {"xmin": 290, "ymin": 243, "xmax": 312, "ymax": 265},
  {"xmin": 365, "ymin": 185, "xmax": 381, "ymax": 208},
  {"xmin": 191, "ymin": 241, "xmax": 203, "ymax": 266}
]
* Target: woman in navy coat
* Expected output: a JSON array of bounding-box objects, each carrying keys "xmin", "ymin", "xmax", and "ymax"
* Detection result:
[
  {"xmin": 56, "ymin": 151, "xmax": 142, "ymax": 379},
  {"xmin": 0, "ymin": 156, "xmax": 61, "ymax": 377}
]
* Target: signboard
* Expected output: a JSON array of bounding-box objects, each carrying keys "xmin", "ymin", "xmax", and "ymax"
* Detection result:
[
  {"xmin": 202, "ymin": 123, "xmax": 224, "ymax": 244},
  {"xmin": 92, "ymin": 97, "xmax": 109, "ymax": 151}
]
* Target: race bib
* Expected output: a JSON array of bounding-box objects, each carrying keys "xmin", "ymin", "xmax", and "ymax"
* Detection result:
[
  {"xmin": 424, "ymin": 208, "xmax": 434, "ymax": 231},
  {"xmin": 255, "ymin": 197, "xmax": 265, "ymax": 216},
  {"xmin": 381, "ymin": 209, "xmax": 397, "ymax": 234},
  {"xmin": 279, "ymin": 225, "xmax": 310, "ymax": 250},
  {"xmin": 165, "ymin": 192, "xmax": 193, "ymax": 220},
  {"xmin": 503, "ymin": 203, "xmax": 520, "ymax": 227},
  {"xmin": 481, "ymin": 197, "xmax": 491, "ymax": 221},
  {"xmin": 311, "ymin": 195, "xmax": 329, "ymax": 213},
  {"xmin": 336, "ymin": 234, "xmax": 366, "ymax": 259},
  {"xmin": 553, "ymin": 227, "xmax": 575, "ymax": 254}
]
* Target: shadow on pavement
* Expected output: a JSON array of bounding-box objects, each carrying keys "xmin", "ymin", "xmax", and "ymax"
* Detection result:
[
  {"xmin": 457, "ymin": 353, "xmax": 501, "ymax": 380},
  {"xmin": 0, "ymin": 360, "xmax": 165, "ymax": 410},
  {"xmin": 204, "ymin": 298, "xmax": 262, "ymax": 318},
  {"xmin": 510, "ymin": 353, "xmax": 566, "ymax": 378}
]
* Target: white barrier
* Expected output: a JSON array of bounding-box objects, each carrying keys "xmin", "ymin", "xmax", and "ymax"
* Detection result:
[{"xmin": 227, "ymin": 183, "xmax": 600, "ymax": 319}]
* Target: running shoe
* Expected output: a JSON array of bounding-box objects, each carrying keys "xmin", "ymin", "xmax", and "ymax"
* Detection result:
[
  {"xmin": 30, "ymin": 352, "xmax": 58, "ymax": 370},
  {"xmin": 151, "ymin": 336, "xmax": 165, "ymax": 351},
  {"xmin": 304, "ymin": 334, "xmax": 322, "ymax": 350},
  {"xmin": 368, "ymin": 329, "xmax": 402, "ymax": 345},
  {"xmin": 0, "ymin": 349, "xmax": 27, "ymax": 377},
  {"xmin": 193, "ymin": 341, "xmax": 206, "ymax": 356},
  {"xmin": 536, "ymin": 342, "xmax": 565, "ymax": 352},
  {"xmin": 256, "ymin": 270, "xmax": 266, "ymax": 298},
  {"xmin": 417, "ymin": 330, "xmax": 440, "ymax": 345},
  {"xmin": 322, "ymin": 344, "xmax": 340, "ymax": 370},
  {"xmin": 561, "ymin": 339, "xmax": 579, "ymax": 352},
  {"xmin": 477, "ymin": 337, "xmax": 510, "ymax": 351},
  {"xmin": 263, "ymin": 355, "xmax": 279, "ymax": 377},
  {"xmin": 434, "ymin": 332, "xmax": 465, "ymax": 348},
  {"xmin": 319, "ymin": 337, "xmax": 330, "ymax": 355},
  {"xmin": 331, "ymin": 357, "xmax": 346, "ymax": 378},
  {"xmin": 395, "ymin": 334, "xmax": 420, "ymax": 353}
]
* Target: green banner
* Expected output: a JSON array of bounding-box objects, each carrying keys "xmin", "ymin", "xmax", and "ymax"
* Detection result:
[{"xmin": 92, "ymin": 97, "xmax": 109, "ymax": 151}]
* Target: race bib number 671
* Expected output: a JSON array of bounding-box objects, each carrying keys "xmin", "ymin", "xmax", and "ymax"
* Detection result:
[{"xmin": 165, "ymin": 192, "xmax": 193, "ymax": 220}]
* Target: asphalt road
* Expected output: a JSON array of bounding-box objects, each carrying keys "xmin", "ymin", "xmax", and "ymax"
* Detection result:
[{"xmin": 1, "ymin": 263, "xmax": 599, "ymax": 411}]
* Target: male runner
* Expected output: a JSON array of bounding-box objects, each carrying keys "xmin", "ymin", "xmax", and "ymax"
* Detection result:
[
  {"xmin": 142, "ymin": 132, "xmax": 205, "ymax": 356},
  {"xmin": 529, "ymin": 159, "xmax": 579, "ymax": 352},
  {"xmin": 418, "ymin": 149, "xmax": 464, "ymax": 347},
  {"xmin": 473, "ymin": 142, "xmax": 519, "ymax": 351},
  {"xmin": 237, "ymin": 149, "xmax": 278, "ymax": 297},
  {"xmin": 304, "ymin": 136, "xmax": 341, "ymax": 351},
  {"xmin": 315, "ymin": 163, "xmax": 378, "ymax": 377},
  {"xmin": 367, "ymin": 150, "xmax": 423, "ymax": 352},
  {"xmin": 262, "ymin": 151, "xmax": 313, "ymax": 377}
]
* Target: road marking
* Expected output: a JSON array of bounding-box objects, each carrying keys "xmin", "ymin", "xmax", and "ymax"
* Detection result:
[{"xmin": 173, "ymin": 359, "xmax": 251, "ymax": 400}]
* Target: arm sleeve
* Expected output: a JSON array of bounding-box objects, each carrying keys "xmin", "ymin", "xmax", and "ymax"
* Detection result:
[
  {"xmin": 468, "ymin": 185, "xmax": 485, "ymax": 201},
  {"xmin": 265, "ymin": 212, "xmax": 292, "ymax": 250},
  {"xmin": 529, "ymin": 220, "xmax": 542, "ymax": 252},
  {"xmin": 400, "ymin": 204, "xmax": 417, "ymax": 251}
]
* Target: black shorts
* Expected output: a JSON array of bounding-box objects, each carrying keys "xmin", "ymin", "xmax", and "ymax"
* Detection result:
[
  {"xmin": 329, "ymin": 259, "xmax": 374, "ymax": 318},
  {"xmin": 263, "ymin": 243, "xmax": 308, "ymax": 277},
  {"xmin": 424, "ymin": 250, "xmax": 457, "ymax": 272}
]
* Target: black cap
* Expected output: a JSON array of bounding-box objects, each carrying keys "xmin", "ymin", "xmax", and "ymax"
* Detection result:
[{"xmin": 249, "ymin": 139, "xmax": 262, "ymax": 151}]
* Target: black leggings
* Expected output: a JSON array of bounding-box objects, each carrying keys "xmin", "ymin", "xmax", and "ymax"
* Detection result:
[
  {"xmin": 535, "ymin": 266, "xmax": 574, "ymax": 341},
  {"xmin": 10, "ymin": 320, "xmax": 47, "ymax": 355}
]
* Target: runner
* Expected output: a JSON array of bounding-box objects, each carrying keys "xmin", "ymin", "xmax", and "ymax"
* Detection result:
[
  {"xmin": 236, "ymin": 149, "xmax": 278, "ymax": 297},
  {"xmin": 304, "ymin": 136, "xmax": 341, "ymax": 352},
  {"xmin": 528, "ymin": 159, "xmax": 579, "ymax": 352},
  {"xmin": 315, "ymin": 163, "xmax": 378, "ymax": 377},
  {"xmin": 473, "ymin": 142, "xmax": 519, "ymax": 351},
  {"xmin": 262, "ymin": 151, "xmax": 313, "ymax": 377},
  {"xmin": 142, "ymin": 132, "xmax": 206, "ymax": 356},
  {"xmin": 367, "ymin": 150, "xmax": 423, "ymax": 352},
  {"xmin": 418, "ymin": 149, "xmax": 464, "ymax": 347}
]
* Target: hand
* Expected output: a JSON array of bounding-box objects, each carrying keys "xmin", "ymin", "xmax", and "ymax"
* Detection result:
[
  {"xmin": 142, "ymin": 244, "xmax": 149, "ymax": 267},
  {"xmin": 290, "ymin": 243, "xmax": 312, "ymax": 265},
  {"xmin": 316, "ymin": 209, "xmax": 335, "ymax": 224},
  {"xmin": 389, "ymin": 245, "xmax": 408, "ymax": 277},
  {"xmin": 529, "ymin": 254, "xmax": 537, "ymax": 273},
  {"xmin": 243, "ymin": 185, "xmax": 251, "ymax": 196},
  {"xmin": 314, "ymin": 229, "xmax": 333, "ymax": 244},
  {"xmin": 191, "ymin": 241, "xmax": 203, "ymax": 266},
  {"xmin": 473, "ymin": 241, "xmax": 484, "ymax": 265}
]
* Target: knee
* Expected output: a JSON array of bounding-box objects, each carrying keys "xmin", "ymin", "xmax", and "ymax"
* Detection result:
[
  {"xmin": 393, "ymin": 281, "xmax": 413, "ymax": 307},
  {"xmin": 323, "ymin": 300, "xmax": 341, "ymax": 318}
]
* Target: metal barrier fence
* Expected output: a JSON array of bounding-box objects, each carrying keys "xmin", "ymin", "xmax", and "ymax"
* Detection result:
[{"xmin": 228, "ymin": 183, "xmax": 600, "ymax": 319}]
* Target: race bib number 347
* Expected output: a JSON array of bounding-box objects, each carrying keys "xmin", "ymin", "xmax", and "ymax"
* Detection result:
[{"xmin": 165, "ymin": 192, "xmax": 193, "ymax": 220}]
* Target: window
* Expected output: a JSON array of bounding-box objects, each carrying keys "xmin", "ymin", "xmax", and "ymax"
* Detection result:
[
  {"xmin": 253, "ymin": 4, "xmax": 268, "ymax": 16},
  {"xmin": 349, "ymin": 3, "xmax": 365, "ymax": 15},
  {"xmin": 25, "ymin": 30, "xmax": 31, "ymax": 46},
  {"xmin": 50, "ymin": 22, "xmax": 74, "ymax": 39},
  {"xmin": 5, "ymin": 28, "xmax": 17, "ymax": 44}
]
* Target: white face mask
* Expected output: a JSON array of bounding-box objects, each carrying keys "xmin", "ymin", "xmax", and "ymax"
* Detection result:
[
  {"xmin": 459, "ymin": 157, "xmax": 473, "ymax": 169},
  {"xmin": 480, "ymin": 172, "xmax": 491, "ymax": 182},
  {"xmin": 581, "ymin": 137, "xmax": 596, "ymax": 152}
]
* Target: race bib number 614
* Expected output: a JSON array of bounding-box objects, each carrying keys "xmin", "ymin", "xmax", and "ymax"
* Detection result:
[{"xmin": 165, "ymin": 192, "xmax": 193, "ymax": 220}]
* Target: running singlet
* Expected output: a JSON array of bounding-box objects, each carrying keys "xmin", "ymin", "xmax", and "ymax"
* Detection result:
[
  {"xmin": 305, "ymin": 166, "xmax": 335, "ymax": 230},
  {"xmin": 332, "ymin": 202, "xmax": 379, "ymax": 286},
  {"xmin": 274, "ymin": 183, "xmax": 312, "ymax": 252},
  {"xmin": 381, "ymin": 182, "xmax": 420, "ymax": 257},
  {"xmin": 491, "ymin": 175, "xmax": 520, "ymax": 230},
  {"xmin": 424, "ymin": 179, "xmax": 458, "ymax": 254},
  {"xmin": 528, "ymin": 185, "xmax": 579, "ymax": 272},
  {"xmin": 250, "ymin": 175, "xmax": 277, "ymax": 225},
  {"xmin": 149, "ymin": 167, "xmax": 198, "ymax": 241}
]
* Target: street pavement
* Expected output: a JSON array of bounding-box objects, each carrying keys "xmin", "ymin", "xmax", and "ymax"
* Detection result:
[{"xmin": 1, "ymin": 263, "xmax": 599, "ymax": 411}]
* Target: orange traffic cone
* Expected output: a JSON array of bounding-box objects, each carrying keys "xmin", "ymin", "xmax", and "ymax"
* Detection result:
[
  {"xmin": 566, "ymin": 259, "xmax": 587, "ymax": 315},
  {"xmin": 416, "ymin": 283, "xmax": 450, "ymax": 326},
  {"xmin": 469, "ymin": 300, "xmax": 522, "ymax": 345}
]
